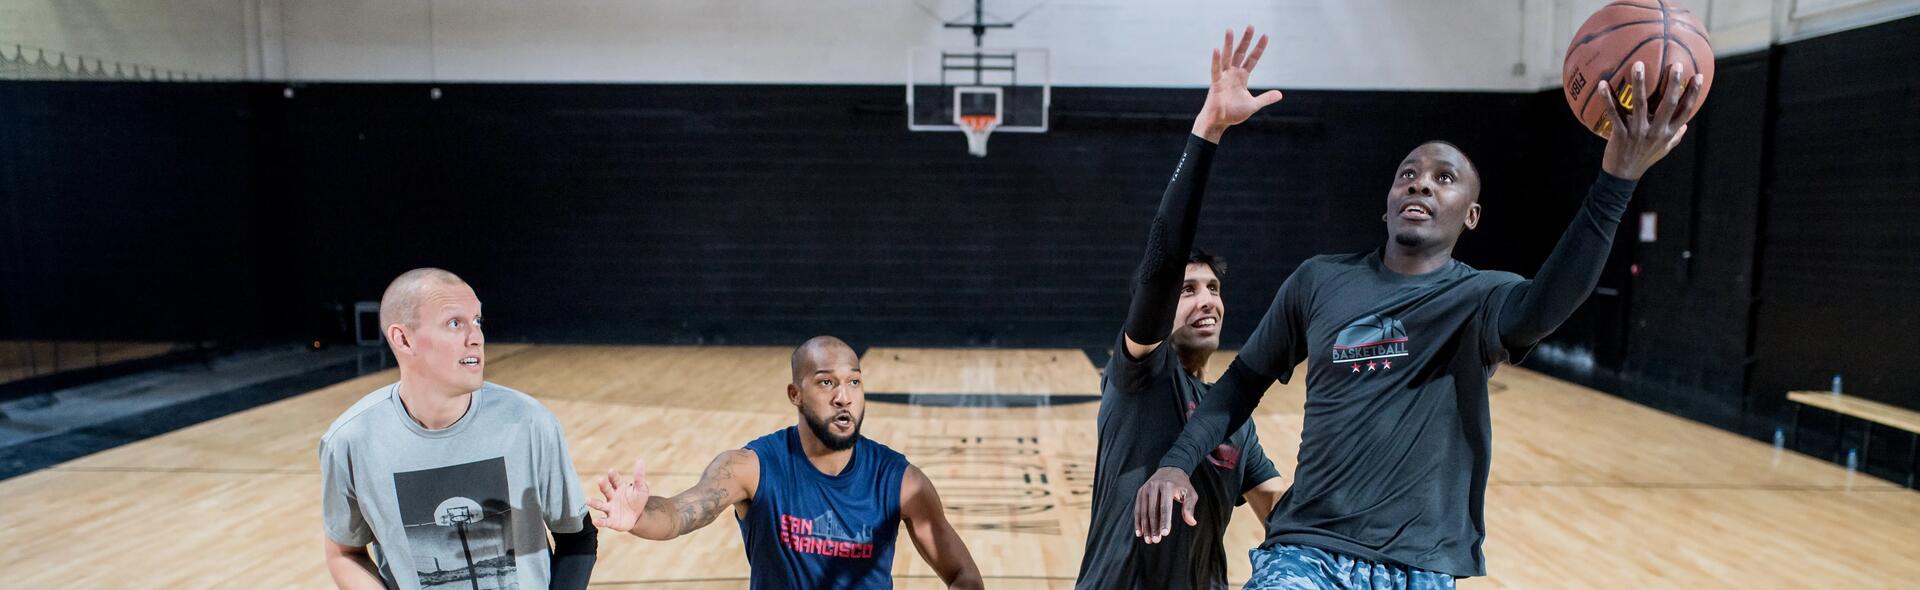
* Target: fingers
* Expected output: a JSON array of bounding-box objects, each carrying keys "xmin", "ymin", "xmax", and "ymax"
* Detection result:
[
  {"xmin": 1243, "ymin": 34, "xmax": 1270, "ymax": 73},
  {"xmin": 1211, "ymin": 49, "xmax": 1221, "ymax": 83},
  {"xmin": 1232, "ymin": 25, "xmax": 1255, "ymax": 66},
  {"xmin": 1631, "ymin": 62, "xmax": 1649, "ymax": 130},
  {"xmin": 1653, "ymin": 63, "xmax": 1684, "ymax": 128},
  {"xmin": 598, "ymin": 469, "xmax": 619, "ymax": 500},
  {"xmin": 1143, "ymin": 483, "xmax": 1163, "ymax": 543},
  {"xmin": 1255, "ymin": 89, "xmax": 1283, "ymax": 108},
  {"xmin": 633, "ymin": 458, "xmax": 648, "ymax": 488},
  {"xmin": 1670, "ymin": 74, "xmax": 1705, "ymax": 128},
  {"xmin": 586, "ymin": 497, "xmax": 608, "ymax": 514},
  {"xmin": 1156, "ymin": 483, "xmax": 1175, "ymax": 540},
  {"xmin": 1181, "ymin": 488, "xmax": 1198, "ymax": 527},
  {"xmin": 1133, "ymin": 483, "xmax": 1152, "ymax": 540},
  {"xmin": 1599, "ymin": 80, "xmax": 1627, "ymax": 139},
  {"xmin": 1222, "ymin": 29, "xmax": 1234, "ymax": 70}
]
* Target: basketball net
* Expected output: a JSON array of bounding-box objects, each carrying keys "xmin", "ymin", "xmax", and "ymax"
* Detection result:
[{"xmin": 959, "ymin": 114, "xmax": 999, "ymax": 157}]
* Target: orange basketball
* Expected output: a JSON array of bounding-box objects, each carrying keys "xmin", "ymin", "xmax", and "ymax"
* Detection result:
[{"xmin": 1563, "ymin": 0, "xmax": 1714, "ymax": 138}]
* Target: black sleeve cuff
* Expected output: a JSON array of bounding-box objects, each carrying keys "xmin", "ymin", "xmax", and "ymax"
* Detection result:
[
  {"xmin": 1593, "ymin": 170, "xmax": 1638, "ymax": 196},
  {"xmin": 1186, "ymin": 132, "xmax": 1219, "ymax": 158}
]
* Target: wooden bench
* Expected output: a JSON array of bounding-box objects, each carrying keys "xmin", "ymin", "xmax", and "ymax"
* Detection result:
[{"xmin": 1788, "ymin": 391, "xmax": 1920, "ymax": 487}]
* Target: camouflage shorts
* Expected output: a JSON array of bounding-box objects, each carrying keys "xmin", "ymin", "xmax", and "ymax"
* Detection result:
[{"xmin": 1243, "ymin": 545, "xmax": 1455, "ymax": 590}]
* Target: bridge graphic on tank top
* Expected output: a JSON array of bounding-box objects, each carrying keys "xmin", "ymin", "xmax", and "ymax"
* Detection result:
[
  {"xmin": 1332, "ymin": 314, "xmax": 1410, "ymax": 373},
  {"xmin": 806, "ymin": 510, "xmax": 872, "ymax": 544}
]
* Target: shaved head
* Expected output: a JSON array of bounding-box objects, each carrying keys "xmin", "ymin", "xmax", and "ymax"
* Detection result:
[
  {"xmin": 787, "ymin": 335, "xmax": 865, "ymax": 452},
  {"xmin": 790, "ymin": 335, "xmax": 856, "ymax": 384},
  {"xmin": 379, "ymin": 268, "xmax": 466, "ymax": 333}
]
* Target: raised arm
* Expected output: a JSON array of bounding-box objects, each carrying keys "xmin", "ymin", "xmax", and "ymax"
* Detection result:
[
  {"xmin": 1122, "ymin": 25, "xmax": 1284, "ymax": 360},
  {"xmin": 1135, "ymin": 262, "xmax": 1311, "ymax": 543},
  {"xmin": 900, "ymin": 465, "xmax": 984, "ymax": 590},
  {"xmin": 588, "ymin": 450, "xmax": 759, "ymax": 541},
  {"xmin": 1499, "ymin": 62, "xmax": 1704, "ymax": 348}
]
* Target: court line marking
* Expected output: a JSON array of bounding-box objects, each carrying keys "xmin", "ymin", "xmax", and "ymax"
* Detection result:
[{"xmin": 35, "ymin": 465, "xmax": 1911, "ymax": 493}]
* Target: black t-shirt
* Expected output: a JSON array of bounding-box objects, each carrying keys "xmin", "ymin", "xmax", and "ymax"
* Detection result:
[
  {"xmin": 1158, "ymin": 172, "xmax": 1636, "ymax": 577},
  {"xmin": 1077, "ymin": 332, "xmax": 1281, "ymax": 589},
  {"xmin": 1235, "ymin": 250, "xmax": 1526, "ymax": 576}
]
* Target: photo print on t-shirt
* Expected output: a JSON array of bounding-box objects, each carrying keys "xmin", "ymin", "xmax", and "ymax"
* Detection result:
[{"xmin": 394, "ymin": 457, "xmax": 519, "ymax": 589}]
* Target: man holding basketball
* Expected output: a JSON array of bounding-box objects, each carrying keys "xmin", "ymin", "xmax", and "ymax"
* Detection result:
[
  {"xmin": 1133, "ymin": 58, "xmax": 1705, "ymax": 589},
  {"xmin": 1076, "ymin": 26, "xmax": 1288, "ymax": 590}
]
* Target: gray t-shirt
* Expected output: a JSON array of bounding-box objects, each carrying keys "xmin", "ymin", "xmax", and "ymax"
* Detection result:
[{"xmin": 320, "ymin": 382, "xmax": 588, "ymax": 590}]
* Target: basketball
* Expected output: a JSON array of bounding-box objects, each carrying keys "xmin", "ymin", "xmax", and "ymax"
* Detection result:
[{"xmin": 1563, "ymin": 0, "xmax": 1715, "ymax": 138}]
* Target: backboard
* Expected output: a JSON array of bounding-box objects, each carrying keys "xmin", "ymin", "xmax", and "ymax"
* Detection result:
[{"xmin": 908, "ymin": 47, "xmax": 1050, "ymax": 156}]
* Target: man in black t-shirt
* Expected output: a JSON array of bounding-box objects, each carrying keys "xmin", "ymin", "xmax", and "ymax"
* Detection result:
[
  {"xmin": 1133, "ymin": 61, "xmax": 1707, "ymax": 588},
  {"xmin": 1075, "ymin": 26, "xmax": 1288, "ymax": 590}
]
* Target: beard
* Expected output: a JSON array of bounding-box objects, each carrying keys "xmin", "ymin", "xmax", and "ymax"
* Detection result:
[
  {"xmin": 1393, "ymin": 228, "xmax": 1428, "ymax": 248},
  {"xmin": 801, "ymin": 407, "xmax": 863, "ymax": 451},
  {"xmin": 1170, "ymin": 326, "xmax": 1220, "ymax": 356}
]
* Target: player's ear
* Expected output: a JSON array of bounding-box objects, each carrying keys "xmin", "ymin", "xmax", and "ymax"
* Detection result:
[
  {"xmin": 387, "ymin": 324, "xmax": 412, "ymax": 354},
  {"xmin": 787, "ymin": 383, "xmax": 802, "ymax": 407},
  {"xmin": 1464, "ymin": 202, "xmax": 1482, "ymax": 231}
]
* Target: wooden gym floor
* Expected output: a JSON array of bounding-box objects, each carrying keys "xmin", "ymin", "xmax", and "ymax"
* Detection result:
[
  {"xmin": 1, "ymin": 344, "xmax": 1916, "ymax": 588},
  {"xmin": 0, "ymin": 341, "xmax": 180, "ymax": 386}
]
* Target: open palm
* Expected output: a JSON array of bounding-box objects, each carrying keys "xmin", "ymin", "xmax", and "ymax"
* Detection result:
[
  {"xmin": 586, "ymin": 459, "xmax": 651, "ymax": 532},
  {"xmin": 1200, "ymin": 26, "xmax": 1283, "ymax": 130}
]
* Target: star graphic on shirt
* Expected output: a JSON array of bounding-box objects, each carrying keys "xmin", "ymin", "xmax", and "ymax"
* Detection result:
[
  {"xmin": 1367, "ymin": 361, "xmax": 1377, "ymax": 371},
  {"xmin": 1382, "ymin": 359, "xmax": 1392, "ymax": 370},
  {"xmin": 1352, "ymin": 363, "xmax": 1362, "ymax": 373}
]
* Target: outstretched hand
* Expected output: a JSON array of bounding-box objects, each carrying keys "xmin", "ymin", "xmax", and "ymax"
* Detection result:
[
  {"xmin": 1194, "ymin": 26, "xmax": 1284, "ymax": 143},
  {"xmin": 586, "ymin": 458, "xmax": 652, "ymax": 532},
  {"xmin": 1133, "ymin": 466, "xmax": 1200, "ymax": 544},
  {"xmin": 1599, "ymin": 61, "xmax": 1704, "ymax": 180}
]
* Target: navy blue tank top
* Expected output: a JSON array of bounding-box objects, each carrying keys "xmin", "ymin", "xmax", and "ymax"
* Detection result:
[{"xmin": 738, "ymin": 426, "xmax": 908, "ymax": 589}]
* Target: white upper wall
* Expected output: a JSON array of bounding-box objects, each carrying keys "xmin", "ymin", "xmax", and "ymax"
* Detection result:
[
  {"xmin": 262, "ymin": 0, "xmax": 1548, "ymax": 90},
  {"xmin": 5, "ymin": 0, "xmax": 1917, "ymax": 88},
  {"xmin": 0, "ymin": 0, "xmax": 249, "ymax": 78}
]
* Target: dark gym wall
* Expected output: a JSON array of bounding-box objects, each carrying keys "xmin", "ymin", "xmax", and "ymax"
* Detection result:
[
  {"xmin": 3, "ymin": 15, "xmax": 1915, "ymax": 418},
  {"xmin": 1, "ymin": 80, "xmax": 1550, "ymax": 350},
  {"xmin": 0, "ymin": 82, "xmax": 278, "ymax": 344},
  {"xmin": 1748, "ymin": 14, "xmax": 1920, "ymax": 416},
  {"xmin": 265, "ymin": 84, "xmax": 1546, "ymax": 348},
  {"xmin": 1516, "ymin": 51, "xmax": 1774, "ymax": 434}
]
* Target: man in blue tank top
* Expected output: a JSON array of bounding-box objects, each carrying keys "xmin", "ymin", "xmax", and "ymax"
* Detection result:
[{"xmin": 589, "ymin": 336, "xmax": 984, "ymax": 589}]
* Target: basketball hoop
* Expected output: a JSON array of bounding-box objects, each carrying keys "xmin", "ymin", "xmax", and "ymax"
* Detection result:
[
  {"xmin": 959, "ymin": 114, "xmax": 999, "ymax": 157},
  {"xmin": 908, "ymin": 49, "xmax": 1048, "ymax": 157}
]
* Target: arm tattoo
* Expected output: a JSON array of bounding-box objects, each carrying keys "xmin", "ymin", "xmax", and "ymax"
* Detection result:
[{"xmin": 668, "ymin": 450, "xmax": 751, "ymax": 536}]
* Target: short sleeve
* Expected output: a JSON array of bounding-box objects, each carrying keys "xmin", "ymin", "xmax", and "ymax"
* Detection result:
[
  {"xmin": 1105, "ymin": 330, "xmax": 1176, "ymax": 395},
  {"xmin": 534, "ymin": 407, "xmax": 589, "ymax": 534},
  {"xmin": 1234, "ymin": 261, "xmax": 1315, "ymax": 382},
  {"xmin": 1238, "ymin": 428, "xmax": 1281, "ymax": 498},
  {"xmin": 319, "ymin": 436, "xmax": 373, "ymax": 546},
  {"xmin": 1478, "ymin": 277, "xmax": 1534, "ymax": 365}
]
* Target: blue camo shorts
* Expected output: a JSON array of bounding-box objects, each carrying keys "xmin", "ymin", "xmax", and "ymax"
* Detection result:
[{"xmin": 1243, "ymin": 544, "xmax": 1456, "ymax": 590}]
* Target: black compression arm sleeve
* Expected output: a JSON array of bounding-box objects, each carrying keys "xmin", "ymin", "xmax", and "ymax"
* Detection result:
[
  {"xmin": 548, "ymin": 525, "xmax": 597, "ymax": 590},
  {"xmin": 1498, "ymin": 171, "xmax": 1638, "ymax": 347},
  {"xmin": 1123, "ymin": 134, "xmax": 1219, "ymax": 345},
  {"xmin": 1158, "ymin": 359, "xmax": 1275, "ymax": 472}
]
